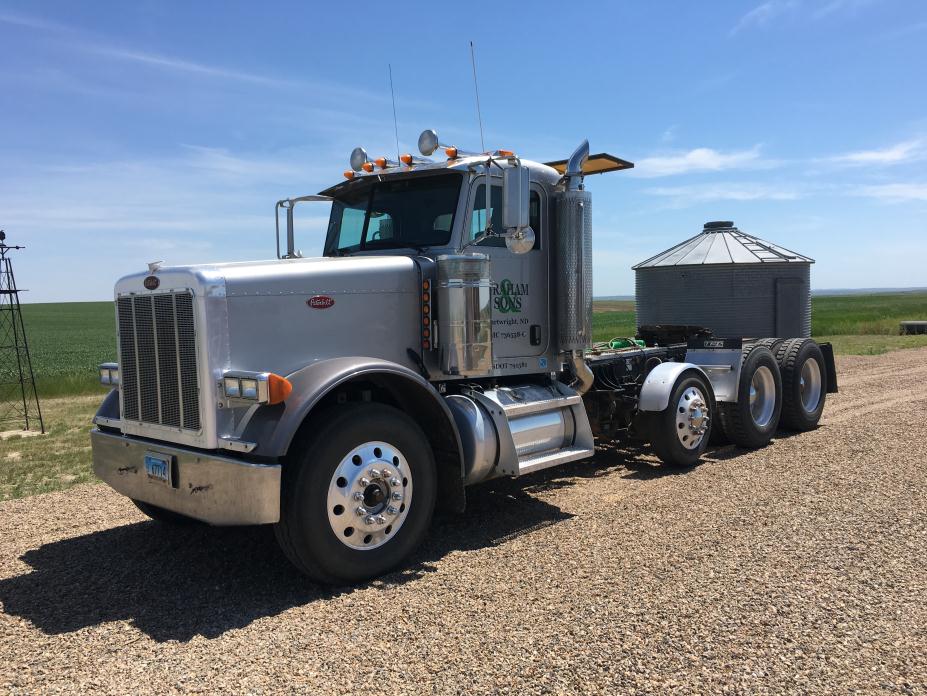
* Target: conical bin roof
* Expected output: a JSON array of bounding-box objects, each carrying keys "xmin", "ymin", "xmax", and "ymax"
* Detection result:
[{"xmin": 633, "ymin": 221, "xmax": 814, "ymax": 269}]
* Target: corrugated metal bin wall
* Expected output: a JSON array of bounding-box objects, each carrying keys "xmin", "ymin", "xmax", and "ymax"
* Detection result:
[{"xmin": 634, "ymin": 248, "xmax": 813, "ymax": 338}]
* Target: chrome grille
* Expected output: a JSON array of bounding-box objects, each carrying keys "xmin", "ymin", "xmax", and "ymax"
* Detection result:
[{"xmin": 117, "ymin": 292, "xmax": 201, "ymax": 431}]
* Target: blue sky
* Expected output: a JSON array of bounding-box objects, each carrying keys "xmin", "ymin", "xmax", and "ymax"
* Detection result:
[{"xmin": 1, "ymin": 0, "xmax": 925, "ymax": 303}]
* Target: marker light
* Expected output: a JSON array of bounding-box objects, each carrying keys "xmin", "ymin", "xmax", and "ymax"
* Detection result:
[
  {"xmin": 362, "ymin": 161, "xmax": 374, "ymax": 173},
  {"xmin": 445, "ymin": 146, "xmax": 458, "ymax": 159},
  {"xmin": 222, "ymin": 371, "xmax": 293, "ymax": 405},
  {"xmin": 496, "ymin": 149, "xmax": 514, "ymax": 157},
  {"xmin": 344, "ymin": 170, "xmax": 355, "ymax": 179},
  {"xmin": 400, "ymin": 153, "xmax": 414, "ymax": 165},
  {"xmin": 375, "ymin": 157, "xmax": 388, "ymax": 169}
]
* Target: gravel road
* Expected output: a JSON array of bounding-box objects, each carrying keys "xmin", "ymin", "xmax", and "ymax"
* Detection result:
[{"xmin": 1, "ymin": 348, "xmax": 925, "ymax": 694}]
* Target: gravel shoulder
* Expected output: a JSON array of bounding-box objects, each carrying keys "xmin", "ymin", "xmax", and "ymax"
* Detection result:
[{"xmin": 1, "ymin": 348, "xmax": 926, "ymax": 694}]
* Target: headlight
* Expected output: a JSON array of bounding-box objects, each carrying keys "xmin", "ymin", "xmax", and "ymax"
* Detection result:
[
  {"xmin": 240, "ymin": 378, "xmax": 258, "ymax": 400},
  {"xmin": 223, "ymin": 377, "xmax": 241, "ymax": 398},
  {"xmin": 99, "ymin": 362, "xmax": 119, "ymax": 385},
  {"xmin": 221, "ymin": 371, "xmax": 292, "ymax": 405}
]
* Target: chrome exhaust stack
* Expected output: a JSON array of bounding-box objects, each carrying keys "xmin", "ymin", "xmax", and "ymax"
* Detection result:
[
  {"xmin": 564, "ymin": 139, "xmax": 589, "ymax": 191},
  {"xmin": 555, "ymin": 139, "xmax": 594, "ymax": 394}
]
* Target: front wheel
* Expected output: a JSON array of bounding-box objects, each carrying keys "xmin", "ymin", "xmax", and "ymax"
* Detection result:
[
  {"xmin": 645, "ymin": 372, "xmax": 714, "ymax": 467},
  {"xmin": 275, "ymin": 402, "xmax": 436, "ymax": 585}
]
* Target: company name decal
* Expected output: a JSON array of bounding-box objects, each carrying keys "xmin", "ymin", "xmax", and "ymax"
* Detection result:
[
  {"xmin": 143, "ymin": 276, "xmax": 160, "ymax": 290},
  {"xmin": 307, "ymin": 295, "xmax": 335, "ymax": 309},
  {"xmin": 492, "ymin": 279, "xmax": 528, "ymax": 314}
]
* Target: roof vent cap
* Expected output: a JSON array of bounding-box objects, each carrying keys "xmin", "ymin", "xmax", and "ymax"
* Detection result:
[{"xmin": 704, "ymin": 220, "xmax": 734, "ymax": 230}]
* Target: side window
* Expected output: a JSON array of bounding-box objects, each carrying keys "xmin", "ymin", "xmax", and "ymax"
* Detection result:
[
  {"xmin": 470, "ymin": 183, "xmax": 503, "ymax": 243},
  {"xmin": 469, "ymin": 182, "xmax": 542, "ymax": 250},
  {"xmin": 529, "ymin": 191, "xmax": 541, "ymax": 239}
]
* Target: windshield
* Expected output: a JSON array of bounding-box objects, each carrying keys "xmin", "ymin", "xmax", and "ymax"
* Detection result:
[{"xmin": 324, "ymin": 173, "xmax": 462, "ymax": 254}]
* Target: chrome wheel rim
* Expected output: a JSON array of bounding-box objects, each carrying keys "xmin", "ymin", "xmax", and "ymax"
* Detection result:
[
  {"xmin": 749, "ymin": 365, "xmax": 776, "ymax": 428},
  {"xmin": 800, "ymin": 358, "xmax": 823, "ymax": 413},
  {"xmin": 675, "ymin": 386, "xmax": 709, "ymax": 450},
  {"xmin": 326, "ymin": 441, "xmax": 412, "ymax": 551}
]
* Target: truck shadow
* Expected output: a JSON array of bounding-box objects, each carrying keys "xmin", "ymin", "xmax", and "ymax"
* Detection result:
[
  {"xmin": 0, "ymin": 436, "xmax": 758, "ymax": 642},
  {"xmin": 0, "ymin": 482, "xmax": 573, "ymax": 643}
]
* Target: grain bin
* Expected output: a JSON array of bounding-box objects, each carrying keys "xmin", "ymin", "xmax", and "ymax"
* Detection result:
[{"xmin": 633, "ymin": 221, "xmax": 814, "ymax": 338}]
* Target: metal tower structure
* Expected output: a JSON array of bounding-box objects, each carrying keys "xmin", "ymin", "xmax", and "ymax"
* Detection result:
[{"xmin": 0, "ymin": 231, "xmax": 44, "ymax": 433}]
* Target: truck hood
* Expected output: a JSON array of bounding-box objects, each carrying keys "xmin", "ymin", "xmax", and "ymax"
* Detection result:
[{"xmin": 115, "ymin": 255, "xmax": 419, "ymax": 299}]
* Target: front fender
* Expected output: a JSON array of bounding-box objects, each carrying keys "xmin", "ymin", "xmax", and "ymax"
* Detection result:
[
  {"xmin": 638, "ymin": 362, "xmax": 713, "ymax": 412},
  {"xmin": 241, "ymin": 356, "xmax": 463, "ymax": 464}
]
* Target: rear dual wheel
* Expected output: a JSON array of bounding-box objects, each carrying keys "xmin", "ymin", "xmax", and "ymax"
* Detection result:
[
  {"xmin": 718, "ymin": 345, "xmax": 783, "ymax": 449},
  {"xmin": 776, "ymin": 338, "xmax": 826, "ymax": 431}
]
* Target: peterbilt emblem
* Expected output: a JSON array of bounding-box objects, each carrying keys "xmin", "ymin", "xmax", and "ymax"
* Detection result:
[
  {"xmin": 307, "ymin": 295, "xmax": 335, "ymax": 309},
  {"xmin": 143, "ymin": 276, "xmax": 160, "ymax": 290}
]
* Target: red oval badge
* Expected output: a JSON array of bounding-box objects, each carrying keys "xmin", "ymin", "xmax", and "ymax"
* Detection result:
[
  {"xmin": 307, "ymin": 295, "xmax": 335, "ymax": 309},
  {"xmin": 143, "ymin": 276, "xmax": 160, "ymax": 290}
]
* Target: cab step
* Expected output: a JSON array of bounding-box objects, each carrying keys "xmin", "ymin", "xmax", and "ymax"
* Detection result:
[{"xmin": 516, "ymin": 445, "xmax": 594, "ymax": 476}]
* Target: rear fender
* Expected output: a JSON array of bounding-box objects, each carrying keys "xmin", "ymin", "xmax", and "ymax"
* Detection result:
[{"xmin": 638, "ymin": 362, "xmax": 714, "ymax": 412}]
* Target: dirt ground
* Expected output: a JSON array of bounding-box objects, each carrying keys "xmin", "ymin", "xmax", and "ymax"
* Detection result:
[{"xmin": 1, "ymin": 348, "xmax": 925, "ymax": 694}]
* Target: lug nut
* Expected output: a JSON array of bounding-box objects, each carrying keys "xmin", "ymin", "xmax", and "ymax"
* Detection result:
[
  {"xmin": 391, "ymin": 491, "xmax": 403, "ymax": 501},
  {"xmin": 389, "ymin": 477, "xmax": 401, "ymax": 488},
  {"xmin": 381, "ymin": 468, "xmax": 393, "ymax": 478},
  {"xmin": 387, "ymin": 506, "xmax": 399, "ymax": 515},
  {"xmin": 359, "ymin": 477, "xmax": 370, "ymax": 487},
  {"xmin": 355, "ymin": 506, "xmax": 367, "ymax": 517},
  {"xmin": 374, "ymin": 515, "xmax": 386, "ymax": 525},
  {"xmin": 369, "ymin": 468, "xmax": 381, "ymax": 479},
  {"xmin": 352, "ymin": 492, "xmax": 364, "ymax": 501},
  {"xmin": 365, "ymin": 515, "xmax": 376, "ymax": 526}
]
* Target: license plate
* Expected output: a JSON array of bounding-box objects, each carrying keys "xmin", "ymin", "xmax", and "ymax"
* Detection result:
[{"xmin": 144, "ymin": 452, "xmax": 172, "ymax": 485}]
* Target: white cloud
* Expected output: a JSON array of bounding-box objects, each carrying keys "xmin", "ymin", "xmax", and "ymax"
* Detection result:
[
  {"xmin": 811, "ymin": 0, "xmax": 874, "ymax": 20},
  {"xmin": 855, "ymin": 183, "xmax": 927, "ymax": 202},
  {"xmin": 644, "ymin": 183, "xmax": 802, "ymax": 203},
  {"xmin": 731, "ymin": 0, "xmax": 874, "ymax": 35},
  {"xmin": 730, "ymin": 1, "xmax": 798, "ymax": 35},
  {"xmin": 660, "ymin": 125, "xmax": 678, "ymax": 143},
  {"xmin": 633, "ymin": 145, "xmax": 774, "ymax": 177},
  {"xmin": 84, "ymin": 46, "xmax": 291, "ymax": 88},
  {"xmin": 825, "ymin": 139, "xmax": 925, "ymax": 166}
]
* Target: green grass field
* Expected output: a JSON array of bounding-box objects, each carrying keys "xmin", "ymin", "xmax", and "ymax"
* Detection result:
[{"xmin": 22, "ymin": 302, "xmax": 115, "ymax": 398}]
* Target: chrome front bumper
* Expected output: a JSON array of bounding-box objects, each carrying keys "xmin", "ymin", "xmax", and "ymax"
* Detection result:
[{"xmin": 91, "ymin": 429, "xmax": 280, "ymax": 525}]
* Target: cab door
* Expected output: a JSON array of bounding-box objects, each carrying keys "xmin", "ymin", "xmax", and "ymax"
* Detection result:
[{"xmin": 466, "ymin": 176, "xmax": 549, "ymax": 367}]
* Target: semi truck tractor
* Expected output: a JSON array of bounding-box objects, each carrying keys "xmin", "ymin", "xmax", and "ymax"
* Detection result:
[{"xmin": 91, "ymin": 132, "xmax": 838, "ymax": 584}]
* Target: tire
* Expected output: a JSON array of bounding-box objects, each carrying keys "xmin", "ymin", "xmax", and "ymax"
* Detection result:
[
  {"xmin": 646, "ymin": 372, "xmax": 713, "ymax": 467},
  {"xmin": 275, "ymin": 402, "xmax": 436, "ymax": 585},
  {"xmin": 710, "ymin": 339, "xmax": 779, "ymax": 446},
  {"xmin": 749, "ymin": 337, "xmax": 785, "ymax": 353},
  {"xmin": 776, "ymin": 338, "xmax": 827, "ymax": 431},
  {"xmin": 718, "ymin": 345, "xmax": 782, "ymax": 449},
  {"xmin": 132, "ymin": 499, "xmax": 200, "ymax": 525}
]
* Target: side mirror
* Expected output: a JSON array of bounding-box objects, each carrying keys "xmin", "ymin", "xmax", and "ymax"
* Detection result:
[{"xmin": 502, "ymin": 164, "xmax": 532, "ymax": 254}]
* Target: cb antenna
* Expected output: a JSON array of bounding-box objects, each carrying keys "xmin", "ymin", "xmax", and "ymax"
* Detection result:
[
  {"xmin": 469, "ymin": 41, "xmax": 486, "ymax": 152},
  {"xmin": 388, "ymin": 64, "xmax": 401, "ymax": 162}
]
